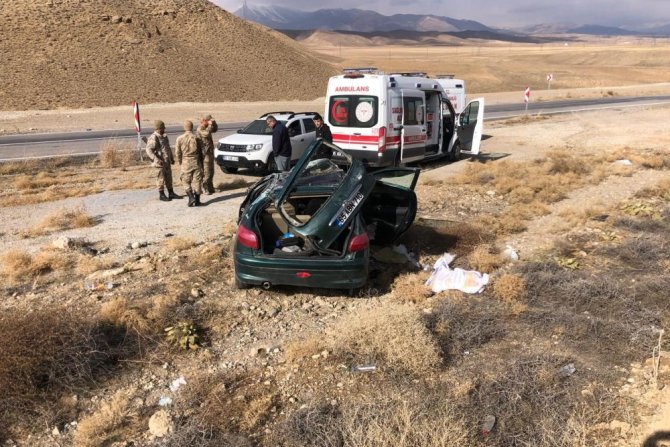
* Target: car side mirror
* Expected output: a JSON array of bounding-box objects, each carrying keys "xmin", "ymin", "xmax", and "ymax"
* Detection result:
[
  {"xmin": 288, "ymin": 129, "xmax": 297, "ymax": 137},
  {"xmin": 236, "ymin": 129, "xmax": 242, "ymax": 133},
  {"xmin": 459, "ymin": 115, "xmax": 468, "ymax": 127}
]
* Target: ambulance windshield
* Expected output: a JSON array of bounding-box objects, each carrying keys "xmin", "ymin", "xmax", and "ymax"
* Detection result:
[{"xmin": 328, "ymin": 96, "xmax": 378, "ymax": 128}]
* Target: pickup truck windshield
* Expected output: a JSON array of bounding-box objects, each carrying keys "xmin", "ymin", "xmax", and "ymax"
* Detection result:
[
  {"xmin": 329, "ymin": 95, "xmax": 378, "ymax": 128},
  {"xmin": 240, "ymin": 119, "xmax": 287, "ymax": 135}
]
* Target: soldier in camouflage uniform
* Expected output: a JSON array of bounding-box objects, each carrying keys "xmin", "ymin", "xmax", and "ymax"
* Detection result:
[
  {"xmin": 175, "ymin": 120, "xmax": 203, "ymax": 207},
  {"xmin": 145, "ymin": 120, "xmax": 179, "ymax": 202},
  {"xmin": 197, "ymin": 114, "xmax": 218, "ymax": 195}
]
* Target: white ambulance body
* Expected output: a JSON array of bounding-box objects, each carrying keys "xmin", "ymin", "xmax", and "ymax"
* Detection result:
[
  {"xmin": 435, "ymin": 75, "xmax": 466, "ymax": 114},
  {"xmin": 325, "ymin": 69, "xmax": 484, "ymax": 168}
]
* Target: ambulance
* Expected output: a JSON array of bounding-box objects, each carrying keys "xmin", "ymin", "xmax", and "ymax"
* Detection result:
[
  {"xmin": 325, "ymin": 68, "xmax": 484, "ymax": 168},
  {"xmin": 435, "ymin": 74, "xmax": 466, "ymax": 114}
]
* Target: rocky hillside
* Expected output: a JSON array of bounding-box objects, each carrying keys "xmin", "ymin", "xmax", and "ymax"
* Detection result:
[{"xmin": 0, "ymin": 0, "xmax": 337, "ymax": 110}]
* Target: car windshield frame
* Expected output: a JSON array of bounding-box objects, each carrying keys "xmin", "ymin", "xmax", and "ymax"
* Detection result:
[{"xmin": 238, "ymin": 119, "xmax": 287, "ymax": 135}]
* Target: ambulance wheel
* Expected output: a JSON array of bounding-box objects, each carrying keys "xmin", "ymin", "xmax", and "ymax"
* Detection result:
[
  {"xmin": 220, "ymin": 166, "xmax": 238, "ymax": 174},
  {"xmin": 449, "ymin": 141, "xmax": 462, "ymax": 162}
]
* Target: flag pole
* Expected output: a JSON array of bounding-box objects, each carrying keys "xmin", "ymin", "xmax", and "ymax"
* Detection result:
[{"xmin": 133, "ymin": 101, "xmax": 143, "ymax": 161}]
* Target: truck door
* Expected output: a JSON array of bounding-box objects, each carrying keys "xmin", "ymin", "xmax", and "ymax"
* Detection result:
[
  {"xmin": 400, "ymin": 90, "xmax": 426, "ymax": 163},
  {"xmin": 458, "ymin": 98, "xmax": 485, "ymax": 156}
]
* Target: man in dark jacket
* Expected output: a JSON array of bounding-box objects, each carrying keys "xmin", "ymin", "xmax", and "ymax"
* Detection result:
[
  {"xmin": 266, "ymin": 115, "xmax": 292, "ymax": 172},
  {"xmin": 313, "ymin": 113, "xmax": 333, "ymax": 159},
  {"xmin": 313, "ymin": 113, "xmax": 332, "ymax": 143}
]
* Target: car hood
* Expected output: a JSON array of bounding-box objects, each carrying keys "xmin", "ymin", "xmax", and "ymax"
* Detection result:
[{"xmin": 217, "ymin": 133, "xmax": 271, "ymax": 145}]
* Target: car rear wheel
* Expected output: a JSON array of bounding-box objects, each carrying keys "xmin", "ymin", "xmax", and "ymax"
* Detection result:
[{"xmin": 220, "ymin": 166, "xmax": 239, "ymax": 174}]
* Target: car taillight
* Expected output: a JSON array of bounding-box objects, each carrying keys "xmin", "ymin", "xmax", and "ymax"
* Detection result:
[
  {"xmin": 237, "ymin": 224, "xmax": 259, "ymax": 250},
  {"xmin": 378, "ymin": 126, "xmax": 386, "ymax": 153},
  {"xmin": 348, "ymin": 232, "xmax": 369, "ymax": 253}
]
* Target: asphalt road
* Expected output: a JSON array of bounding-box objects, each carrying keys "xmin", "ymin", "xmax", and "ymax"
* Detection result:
[{"xmin": 2, "ymin": 95, "xmax": 670, "ymax": 161}]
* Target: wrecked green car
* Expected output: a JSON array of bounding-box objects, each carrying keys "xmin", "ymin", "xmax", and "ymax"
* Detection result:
[{"xmin": 234, "ymin": 139, "xmax": 419, "ymax": 291}]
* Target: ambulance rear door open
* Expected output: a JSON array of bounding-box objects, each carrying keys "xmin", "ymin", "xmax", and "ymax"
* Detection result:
[
  {"xmin": 458, "ymin": 98, "xmax": 485, "ymax": 156},
  {"xmin": 399, "ymin": 89, "xmax": 426, "ymax": 163}
]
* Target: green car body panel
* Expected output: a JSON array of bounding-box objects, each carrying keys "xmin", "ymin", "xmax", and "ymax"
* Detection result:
[{"xmin": 233, "ymin": 140, "xmax": 419, "ymax": 290}]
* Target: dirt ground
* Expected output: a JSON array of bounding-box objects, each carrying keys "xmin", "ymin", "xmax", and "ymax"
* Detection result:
[{"xmin": 0, "ymin": 103, "xmax": 669, "ymax": 446}]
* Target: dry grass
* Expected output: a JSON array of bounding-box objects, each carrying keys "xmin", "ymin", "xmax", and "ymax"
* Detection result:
[
  {"xmin": 608, "ymin": 147, "xmax": 670, "ymax": 170},
  {"xmin": 163, "ymin": 237, "xmax": 198, "ymax": 253},
  {"xmin": 275, "ymin": 386, "xmax": 468, "ymax": 447},
  {"xmin": 23, "ymin": 207, "xmax": 97, "ymax": 237},
  {"xmin": 0, "ymin": 184, "xmax": 104, "ymax": 208},
  {"xmin": 99, "ymin": 297, "xmax": 152, "ymax": 335},
  {"xmin": 327, "ymin": 302, "xmax": 441, "ymax": 375},
  {"xmin": 284, "ymin": 336, "xmax": 326, "ymax": 363},
  {"xmin": 0, "ymin": 248, "xmax": 72, "ymax": 283},
  {"xmin": 635, "ymin": 177, "xmax": 670, "ymax": 200},
  {"xmin": 98, "ymin": 140, "xmax": 140, "ymax": 168},
  {"xmin": 73, "ymin": 390, "xmax": 136, "ymax": 447},
  {"xmin": 75, "ymin": 255, "xmax": 115, "ymax": 276},
  {"xmin": 454, "ymin": 151, "xmax": 615, "ymax": 235},
  {"xmin": 0, "ymin": 156, "xmax": 88, "ymax": 176},
  {"xmin": 492, "ymin": 273, "xmax": 527, "ymax": 314},
  {"xmin": 0, "ymin": 306, "xmax": 141, "ymax": 432},
  {"xmin": 467, "ymin": 244, "xmax": 503, "ymax": 272},
  {"xmin": 390, "ymin": 270, "xmax": 431, "ymax": 303}
]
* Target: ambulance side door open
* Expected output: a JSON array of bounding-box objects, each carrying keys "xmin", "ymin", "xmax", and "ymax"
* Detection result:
[
  {"xmin": 400, "ymin": 90, "xmax": 426, "ymax": 163},
  {"xmin": 458, "ymin": 97, "xmax": 485, "ymax": 156}
]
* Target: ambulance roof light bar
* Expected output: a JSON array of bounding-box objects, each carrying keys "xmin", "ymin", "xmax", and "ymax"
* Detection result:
[
  {"xmin": 343, "ymin": 67, "xmax": 379, "ymax": 74},
  {"xmin": 389, "ymin": 72, "xmax": 428, "ymax": 78}
]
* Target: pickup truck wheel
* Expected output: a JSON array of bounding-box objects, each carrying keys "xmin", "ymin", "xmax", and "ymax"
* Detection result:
[{"xmin": 219, "ymin": 166, "xmax": 239, "ymax": 174}]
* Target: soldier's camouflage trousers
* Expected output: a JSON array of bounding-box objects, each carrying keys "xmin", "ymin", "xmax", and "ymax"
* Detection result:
[
  {"xmin": 202, "ymin": 151, "xmax": 215, "ymax": 191},
  {"xmin": 181, "ymin": 166, "xmax": 203, "ymax": 195},
  {"xmin": 155, "ymin": 164, "xmax": 173, "ymax": 190}
]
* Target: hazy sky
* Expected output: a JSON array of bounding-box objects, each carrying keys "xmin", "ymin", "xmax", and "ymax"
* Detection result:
[{"xmin": 212, "ymin": 0, "xmax": 670, "ymax": 28}]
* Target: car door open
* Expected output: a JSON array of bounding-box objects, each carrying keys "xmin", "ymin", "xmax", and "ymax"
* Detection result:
[
  {"xmin": 458, "ymin": 97, "xmax": 485, "ymax": 156},
  {"xmin": 362, "ymin": 167, "xmax": 420, "ymax": 243}
]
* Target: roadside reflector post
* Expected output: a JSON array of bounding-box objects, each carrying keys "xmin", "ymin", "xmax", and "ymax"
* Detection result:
[
  {"xmin": 133, "ymin": 101, "xmax": 143, "ymax": 161},
  {"xmin": 546, "ymin": 73, "xmax": 553, "ymax": 91},
  {"xmin": 523, "ymin": 87, "xmax": 531, "ymax": 113}
]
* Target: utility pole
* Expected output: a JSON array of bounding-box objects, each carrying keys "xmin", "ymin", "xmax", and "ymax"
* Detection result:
[{"xmin": 242, "ymin": 0, "xmax": 248, "ymax": 19}]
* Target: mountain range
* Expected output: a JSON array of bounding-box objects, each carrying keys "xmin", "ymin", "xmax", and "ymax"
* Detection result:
[
  {"xmin": 235, "ymin": 6, "xmax": 495, "ymax": 33},
  {"xmin": 233, "ymin": 5, "xmax": 670, "ymax": 37}
]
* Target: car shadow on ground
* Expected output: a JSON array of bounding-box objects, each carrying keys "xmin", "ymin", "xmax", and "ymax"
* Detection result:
[{"xmin": 201, "ymin": 191, "xmax": 247, "ymax": 206}]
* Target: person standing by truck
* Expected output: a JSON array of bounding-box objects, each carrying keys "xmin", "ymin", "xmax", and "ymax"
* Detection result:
[
  {"xmin": 145, "ymin": 120, "xmax": 178, "ymax": 202},
  {"xmin": 175, "ymin": 120, "xmax": 203, "ymax": 207},
  {"xmin": 197, "ymin": 114, "xmax": 218, "ymax": 195},
  {"xmin": 266, "ymin": 115, "xmax": 292, "ymax": 172}
]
